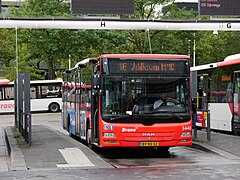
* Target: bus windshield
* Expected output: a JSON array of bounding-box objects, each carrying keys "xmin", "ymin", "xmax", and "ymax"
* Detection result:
[{"xmin": 101, "ymin": 75, "xmax": 190, "ymax": 122}]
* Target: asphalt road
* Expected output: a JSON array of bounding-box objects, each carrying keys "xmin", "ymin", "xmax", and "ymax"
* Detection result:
[{"xmin": 1, "ymin": 113, "xmax": 240, "ymax": 180}]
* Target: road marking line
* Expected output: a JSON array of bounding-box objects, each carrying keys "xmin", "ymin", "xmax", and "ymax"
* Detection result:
[{"xmin": 57, "ymin": 147, "xmax": 94, "ymax": 168}]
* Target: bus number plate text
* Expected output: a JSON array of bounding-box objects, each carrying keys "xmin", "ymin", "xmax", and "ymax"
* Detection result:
[{"xmin": 140, "ymin": 142, "xmax": 159, "ymax": 147}]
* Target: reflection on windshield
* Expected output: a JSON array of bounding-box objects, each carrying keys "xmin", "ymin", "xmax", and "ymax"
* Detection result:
[{"xmin": 101, "ymin": 75, "xmax": 190, "ymax": 120}]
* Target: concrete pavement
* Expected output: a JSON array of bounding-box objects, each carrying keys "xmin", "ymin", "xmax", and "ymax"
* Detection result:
[
  {"xmin": 1, "ymin": 124, "xmax": 240, "ymax": 172},
  {"xmin": 193, "ymin": 129, "xmax": 240, "ymax": 161},
  {"xmin": 0, "ymin": 127, "xmax": 9, "ymax": 172},
  {"xmin": 2, "ymin": 125, "xmax": 113, "ymax": 172}
]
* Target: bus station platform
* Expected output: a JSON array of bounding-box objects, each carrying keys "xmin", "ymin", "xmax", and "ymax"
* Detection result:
[
  {"xmin": 1, "ymin": 125, "xmax": 112, "ymax": 171},
  {"xmin": 192, "ymin": 130, "xmax": 240, "ymax": 160},
  {"xmin": 1, "ymin": 125, "xmax": 240, "ymax": 172}
]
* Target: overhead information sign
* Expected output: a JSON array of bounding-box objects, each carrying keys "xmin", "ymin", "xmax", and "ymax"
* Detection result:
[
  {"xmin": 71, "ymin": 0, "xmax": 134, "ymax": 15},
  {"xmin": 199, "ymin": 0, "xmax": 240, "ymax": 16}
]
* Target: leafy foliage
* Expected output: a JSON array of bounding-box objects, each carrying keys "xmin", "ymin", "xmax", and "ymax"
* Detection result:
[{"xmin": 1, "ymin": 0, "xmax": 240, "ymax": 81}]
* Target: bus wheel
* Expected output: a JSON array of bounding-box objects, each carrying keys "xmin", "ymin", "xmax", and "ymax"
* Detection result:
[
  {"xmin": 157, "ymin": 147, "xmax": 170, "ymax": 152},
  {"xmin": 233, "ymin": 131, "xmax": 240, "ymax": 136},
  {"xmin": 49, "ymin": 103, "xmax": 60, "ymax": 112},
  {"xmin": 87, "ymin": 129, "xmax": 93, "ymax": 149},
  {"xmin": 68, "ymin": 116, "xmax": 72, "ymax": 137}
]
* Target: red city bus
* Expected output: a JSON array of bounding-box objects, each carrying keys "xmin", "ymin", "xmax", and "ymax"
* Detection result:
[
  {"xmin": 191, "ymin": 53, "xmax": 240, "ymax": 135},
  {"xmin": 62, "ymin": 54, "xmax": 192, "ymax": 151}
]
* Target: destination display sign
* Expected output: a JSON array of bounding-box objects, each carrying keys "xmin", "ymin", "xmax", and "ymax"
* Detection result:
[
  {"xmin": 107, "ymin": 59, "xmax": 188, "ymax": 74},
  {"xmin": 199, "ymin": 0, "xmax": 240, "ymax": 16},
  {"xmin": 71, "ymin": 0, "xmax": 134, "ymax": 15}
]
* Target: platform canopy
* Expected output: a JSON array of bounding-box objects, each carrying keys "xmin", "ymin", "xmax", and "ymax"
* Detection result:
[{"xmin": 0, "ymin": 18, "xmax": 239, "ymax": 31}]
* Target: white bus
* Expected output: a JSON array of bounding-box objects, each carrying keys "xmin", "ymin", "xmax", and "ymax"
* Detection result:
[
  {"xmin": 191, "ymin": 53, "xmax": 240, "ymax": 135},
  {"xmin": 0, "ymin": 79, "xmax": 62, "ymax": 113}
]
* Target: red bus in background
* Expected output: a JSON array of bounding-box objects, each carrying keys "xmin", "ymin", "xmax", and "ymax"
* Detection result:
[{"xmin": 62, "ymin": 54, "xmax": 192, "ymax": 151}]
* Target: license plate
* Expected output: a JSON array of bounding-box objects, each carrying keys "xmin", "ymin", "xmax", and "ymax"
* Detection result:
[{"xmin": 140, "ymin": 142, "xmax": 159, "ymax": 147}]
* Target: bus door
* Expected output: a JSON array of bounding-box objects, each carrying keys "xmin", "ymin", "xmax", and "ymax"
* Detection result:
[
  {"xmin": 197, "ymin": 74, "xmax": 209, "ymax": 110},
  {"xmin": 91, "ymin": 74, "xmax": 100, "ymax": 145},
  {"xmin": 62, "ymin": 81, "xmax": 68, "ymax": 129},
  {"xmin": 233, "ymin": 71, "xmax": 240, "ymax": 133},
  {"xmin": 75, "ymin": 87, "xmax": 80, "ymax": 135},
  {"xmin": 196, "ymin": 74, "xmax": 210, "ymax": 128}
]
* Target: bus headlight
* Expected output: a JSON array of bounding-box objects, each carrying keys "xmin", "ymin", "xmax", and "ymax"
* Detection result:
[
  {"xmin": 181, "ymin": 132, "xmax": 192, "ymax": 137},
  {"xmin": 103, "ymin": 133, "xmax": 116, "ymax": 138}
]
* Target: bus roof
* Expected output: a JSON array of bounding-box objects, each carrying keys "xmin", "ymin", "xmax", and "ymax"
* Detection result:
[
  {"xmin": 0, "ymin": 79, "xmax": 10, "ymax": 85},
  {"xmin": 100, "ymin": 54, "xmax": 189, "ymax": 59},
  {"xmin": 30, "ymin": 79, "xmax": 63, "ymax": 84},
  {"xmin": 0, "ymin": 79, "xmax": 62, "ymax": 86},
  {"xmin": 69, "ymin": 58, "xmax": 98, "ymax": 72},
  {"xmin": 190, "ymin": 63, "xmax": 217, "ymax": 71},
  {"xmin": 191, "ymin": 53, "xmax": 240, "ymax": 71},
  {"xmin": 218, "ymin": 54, "xmax": 240, "ymax": 67}
]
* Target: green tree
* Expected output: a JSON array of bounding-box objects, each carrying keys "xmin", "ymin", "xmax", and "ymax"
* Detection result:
[
  {"xmin": 125, "ymin": 0, "xmax": 173, "ymax": 53},
  {"xmin": 2, "ymin": 0, "xmax": 130, "ymax": 80},
  {"xmin": 2, "ymin": 0, "xmax": 240, "ymax": 81},
  {"xmin": 0, "ymin": 29, "xmax": 16, "ymax": 79},
  {"xmin": 125, "ymin": 2, "xmax": 198, "ymax": 55},
  {"xmin": 5, "ymin": 0, "xmax": 71, "ymax": 80},
  {"xmin": 196, "ymin": 31, "xmax": 240, "ymax": 65}
]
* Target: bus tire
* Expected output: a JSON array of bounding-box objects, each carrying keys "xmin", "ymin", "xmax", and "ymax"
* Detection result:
[
  {"xmin": 68, "ymin": 115, "xmax": 72, "ymax": 137},
  {"xmin": 49, "ymin": 103, "xmax": 60, "ymax": 112},
  {"xmin": 157, "ymin": 147, "xmax": 170, "ymax": 152}
]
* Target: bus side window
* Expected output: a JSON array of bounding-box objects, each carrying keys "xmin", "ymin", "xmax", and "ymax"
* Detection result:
[
  {"xmin": 197, "ymin": 88, "xmax": 203, "ymax": 109},
  {"xmin": 0, "ymin": 87, "xmax": 2, "ymax": 100},
  {"xmin": 226, "ymin": 80, "xmax": 233, "ymax": 102},
  {"xmin": 30, "ymin": 87, "xmax": 37, "ymax": 99},
  {"xmin": 5, "ymin": 87, "xmax": 14, "ymax": 100}
]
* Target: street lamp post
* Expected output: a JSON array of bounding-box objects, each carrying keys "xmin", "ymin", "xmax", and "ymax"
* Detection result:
[
  {"xmin": 15, "ymin": 27, "xmax": 19, "ymax": 129},
  {"xmin": 193, "ymin": 33, "xmax": 196, "ymax": 67},
  {"xmin": 69, "ymin": 54, "xmax": 71, "ymax": 69},
  {"xmin": 188, "ymin": 39, "xmax": 191, "ymax": 57}
]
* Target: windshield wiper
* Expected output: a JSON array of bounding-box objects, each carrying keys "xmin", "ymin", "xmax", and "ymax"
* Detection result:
[
  {"xmin": 109, "ymin": 113, "xmax": 132, "ymax": 121},
  {"xmin": 165, "ymin": 111, "xmax": 184, "ymax": 121},
  {"xmin": 145, "ymin": 111, "xmax": 184, "ymax": 121}
]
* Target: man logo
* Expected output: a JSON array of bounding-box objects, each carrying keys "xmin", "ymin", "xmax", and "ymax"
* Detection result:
[{"xmin": 142, "ymin": 133, "xmax": 155, "ymax": 136}]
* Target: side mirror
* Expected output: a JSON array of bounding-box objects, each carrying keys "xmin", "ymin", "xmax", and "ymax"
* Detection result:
[{"xmin": 93, "ymin": 74, "xmax": 101, "ymax": 90}]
